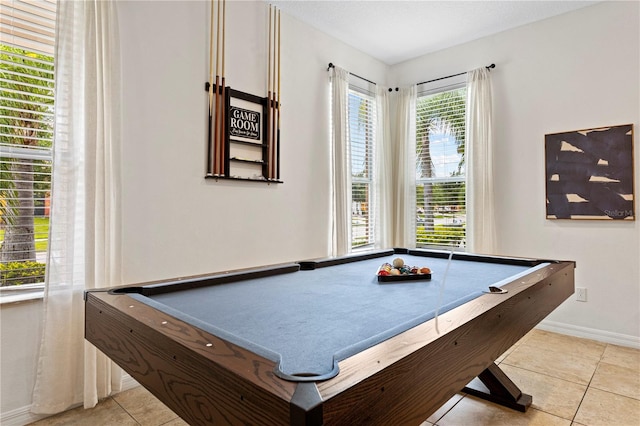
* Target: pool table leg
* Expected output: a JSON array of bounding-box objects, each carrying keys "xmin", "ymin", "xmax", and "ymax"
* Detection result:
[{"xmin": 462, "ymin": 362, "xmax": 532, "ymax": 412}]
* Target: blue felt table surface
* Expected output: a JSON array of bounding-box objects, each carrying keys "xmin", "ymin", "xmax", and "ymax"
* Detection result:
[{"xmin": 132, "ymin": 254, "xmax": 544, "ymax": 381}]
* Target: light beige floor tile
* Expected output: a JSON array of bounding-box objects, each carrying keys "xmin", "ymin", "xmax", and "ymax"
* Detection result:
[
  {"xmin": 496, "ymin": 351, "xmax": 510, "ymax": 364},
  {"xmin": 497, "ymin": 343, "xmax": 519, "ymax": 363},
  {"xmin": 601, "ymin": 344, "xmax": 640, "ymax": 372},
  {"xmin": 113, "ymin": 385, "xmax": 182, "ymax": 426},
  {"xmin": 524, "ymin": 329, "xmax": 606, "ymax": 361},
  {"xmin": 495, "ymin": 329, "xmax": 539, "ymax": 363},
  {"xmin": 425, "ymin": 393, "xmax": 464, "ymax": 424},
  {"xmin": 28, "ymin": 398, "xmax": 138, "ymax": 425},
  {"xmin": 512, "ymin": 328, "xmax": 537, "ymax": 346},
  {"xmin": 435, "ymin": 395, "xmax": 571, "ymax": 426},
  {"xmin": 520, "ymin": 328, "xmax": 539, "ymax": 343},
  {"xmin": 574, "ymin": 387, "xmax": 640, "ymax": 426},
  {"xmin": 161, "ymin": 417, "xmax": 190, "ymax": 426},
  {"xmin": 503, "ymin": 342, "xmax": 600, "ymax": 385},
  {"xmin": 590, "ymin": 362, "xmax": 640, "ymax": 400},
  {"xmin": 500, "ymin": 364, "xmax": 586, "ymax": 420}
]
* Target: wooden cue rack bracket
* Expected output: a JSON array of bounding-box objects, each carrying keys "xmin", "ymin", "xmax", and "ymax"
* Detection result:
[{"xmin": 204, "ymin": 83, "xmax": 282, "ymax": 184}]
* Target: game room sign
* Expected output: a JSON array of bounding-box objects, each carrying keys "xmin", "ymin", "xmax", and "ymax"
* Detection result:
[{"xmin": 229, "ymin": 106, "xmax": 260, "ymax": 140}]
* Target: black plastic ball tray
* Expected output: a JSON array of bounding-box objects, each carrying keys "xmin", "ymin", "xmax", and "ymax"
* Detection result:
[{"xmin": 376, "ymin": 264, "xmax": 432, "ymax": 283}]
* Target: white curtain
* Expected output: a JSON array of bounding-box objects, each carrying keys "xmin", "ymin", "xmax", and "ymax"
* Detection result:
[
  {"xmin": 375, "ymin": 86, "xmax": 392, "ymax": 248},
  {"xmin": 330, "ymin": 66, "xmax": 351, "ymax": 256},
  {"xmin": 392, "ymin": 86, "xmax": 417, "ymax": 248},
  {"xmin": 466, "ymin": 67, "xmax": 496, "ymax": 254},
  {"xmin": 31, "ymin": 0, "xmax": 123, "ymax": 414}
]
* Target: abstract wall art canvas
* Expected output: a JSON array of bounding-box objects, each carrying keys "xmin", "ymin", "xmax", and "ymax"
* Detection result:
[{"xmin": 545, "ymin": 124, "xmax": 635, "ymax": 220}]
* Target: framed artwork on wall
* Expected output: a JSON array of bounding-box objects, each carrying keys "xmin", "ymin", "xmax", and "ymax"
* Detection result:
[{"xmin": 545, "ymin": 124, "xmax": 635, "ymax": 220}]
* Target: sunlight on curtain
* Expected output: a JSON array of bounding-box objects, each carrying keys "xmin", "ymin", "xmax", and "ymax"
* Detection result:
[
  {"xmin": 393, "ymin": 86, "xmax": 417, "ymax": 248},
  {"xmin": 466, "ymin": 67, "xmax": 495, "ymax": 254},
  {"xmin": 31, "ymin": 0, "xmax": 123, "ymax": 414},
  {"xmin": 330, "ymin": 66, "xmax": 350, "ymax": 256}
]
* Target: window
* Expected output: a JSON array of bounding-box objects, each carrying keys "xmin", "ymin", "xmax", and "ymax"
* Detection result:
[
  {"xmin": 1, "ymin": 0, "xmax": 56, "ymax": 288},
  {"xmin": 348, "ymin": 84, "xmax": 376, "ymax": 249},
  {"xmin": 415, "ymin": 84, "xmax": 466, "ymax": 249}
]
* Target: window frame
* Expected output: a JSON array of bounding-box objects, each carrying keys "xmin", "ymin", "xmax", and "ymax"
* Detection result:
[
  {"xmin": 347, "ymin": 80, "xmax": 377, "ymax": 251},
  {"xmin": 0, "ymin": 0, "xmax": 56, "ymax": 301},
  {"xmin": 414, "ymin": 79, "xmax": 468, "ymax": 250}
]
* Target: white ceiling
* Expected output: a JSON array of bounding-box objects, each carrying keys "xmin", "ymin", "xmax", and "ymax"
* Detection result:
[{"xmin": 269, "ymin": 0, "xmax": 600, "ymax": 65}]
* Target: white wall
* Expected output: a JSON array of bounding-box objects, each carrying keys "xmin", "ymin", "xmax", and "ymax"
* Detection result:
[
  {"xmin": 392, "ymin": 0, "xmax": 640, "ymax": 343},
  {"xmin": 0, "ymin": 300, "xmax": 43, "ymax": 422},
  {"xmin": 2, "ymin": 0, "xmax": 638, "ymax": 422},
  {"xmin": 118, "ymin": 0, "xmax": 388, "ymax": 283}
]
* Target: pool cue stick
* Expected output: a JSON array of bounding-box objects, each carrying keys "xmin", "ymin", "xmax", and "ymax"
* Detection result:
[
  {"xmin": 212, "ymin": 0, "xmax": 221, "ymax": 175},
  {"xmin": 215, "ymin": 0, "xmax": 224, "ymax": 175},
  {"xmin": 270, "ymin": 7, "xmax": 277, "ymax": 179},
  {"xmin": 267, "ymin": 5, "xmax": 273, "ymax": 178},
  {"xmin": 219, "ymin": 0, "xmax": 226, "ymax": 174},
  {"xmin": 276, "ymin": 8, "xmax": 281, "ymax": 179},
  {"xmin": 206, "ymin": 0, "xmax": 216, "ymax": 175}
]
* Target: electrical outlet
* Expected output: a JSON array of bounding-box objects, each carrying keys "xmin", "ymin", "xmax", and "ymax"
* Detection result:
[{"xmin": 576, "ymin": 287, "xmax": 587, "ymax": 302}]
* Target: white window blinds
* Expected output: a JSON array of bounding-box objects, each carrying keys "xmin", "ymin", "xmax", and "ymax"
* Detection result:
[
  {"xmin": 348, "ymin": 85, "xmax": 376, "ymax": 249},
  {"xmin": 1, "ymin": 0, "xmax": 56, "ymax": 286},
  {"xmin": 415, "ymin": 85, "xmax": 467, "ymax": 249},
  {"xmin": 1, "ymin": 0, "xmax": 56, "ymax": 54}
]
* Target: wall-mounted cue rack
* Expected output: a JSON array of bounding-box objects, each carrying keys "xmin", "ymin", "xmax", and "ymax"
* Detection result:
[
  {"xmin": 205, "ymin": 0, "xmax": 282, "ymax": 183},
  {"xmin": 205, "ymin": 84, "xmax": 281, "ymax": 182}
]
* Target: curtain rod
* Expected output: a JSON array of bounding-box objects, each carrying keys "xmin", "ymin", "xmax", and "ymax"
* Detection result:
[
  {"xmin": 327, "ymin": 62, "xmax": 377, "ymax": 86},
  {"xmin": 327, "ymin": 63, "xmax": 400, "ymax": 92},
  {"xmin": 417, "ymin": 63, "xmax": 495, "ymax": 86},
  {"xmin": 329, "ymin": 62, "xmax": 495, "ymax": 92}
]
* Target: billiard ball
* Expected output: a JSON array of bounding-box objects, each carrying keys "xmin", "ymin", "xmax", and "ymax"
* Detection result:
[{"xmin": 392, "ymin": 258, "xmax": 404, "ymax": 268}]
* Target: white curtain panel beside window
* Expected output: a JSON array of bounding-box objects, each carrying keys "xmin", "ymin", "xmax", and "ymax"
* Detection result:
[
  {"xmin": 374, "ymin": 86, "xmax": 392, "ymax": 248},
  {"xmin": 31, "ymin": 0, "xmax": 123, "ymax": 414},
  {"xmin": 330, "ymin": 66, "xmax": 351, "ymax": 256},
  {"xmin": 392, "ymin": 86, "xmax": 417, "ymax": 248},
  {"xmin": 465, "ymin": 67, "xmax": 496, "ymax": 254}
]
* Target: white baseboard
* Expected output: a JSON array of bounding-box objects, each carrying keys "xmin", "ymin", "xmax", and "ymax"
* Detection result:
[
  {"xmin": 538, "ymin": 320, "xmax": 640, "ymax": 349},
  {"xmin": 0, "ymin": 406, "xmax": 47, "ymax": 426},
  {"xmin": 0, "ymin": 374, "xmax": 140, "ymax": 426}
]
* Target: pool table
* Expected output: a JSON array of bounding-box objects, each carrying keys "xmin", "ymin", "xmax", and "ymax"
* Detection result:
[{"xmin": 85, "ymin": 248, "xmax": 575, "ymax": 425}]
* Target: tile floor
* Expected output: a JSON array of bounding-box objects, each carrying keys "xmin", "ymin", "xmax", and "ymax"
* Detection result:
[{"xmin": 29, "ymin": 329, "xmax": 640, "ymax": 426}]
